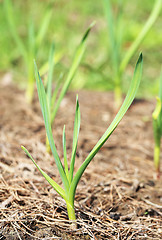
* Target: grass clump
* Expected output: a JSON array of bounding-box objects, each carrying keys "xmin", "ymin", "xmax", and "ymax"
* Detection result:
[
  {"xmin": 4, "ymin": 0, "xmax": 52, "ymax": 103},
  {"xmin": 38, "ymin": 23, "xmax": 94, "ymax": 152},
  {"xmin": 21, "ymin": 53, "xmax": 143, "ymax": 222},
  {"xmin": 103, "ymin": 0, "xmax": 161, "ymax": 107}
]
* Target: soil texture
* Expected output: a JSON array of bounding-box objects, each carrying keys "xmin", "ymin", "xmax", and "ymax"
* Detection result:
[{"xmin": 0, "ymin": 83, "xmax": 162, "ymax": 239}]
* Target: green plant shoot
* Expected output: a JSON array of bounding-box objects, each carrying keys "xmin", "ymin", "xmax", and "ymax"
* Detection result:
[
  {"xmin": 103, "ymin": 0, "xmax": 124, "ymax": 107},
  {"xmin": 103, "ymin": 0, "xmax": 161, "ymax": 107},
  {"xmin": 152, "ymin": 69, "xmax": 162, "ymax": 175},
  {"xmin": 39, "ymin": 22, "xmax": 95, "ymax": 152},
  {"xmin": 4, "ymin": 0, "xmax": 52, "ymax": 103},
  {"xmin": 22, "ymin": 53, "xmax": 143, "ymax": 221}
]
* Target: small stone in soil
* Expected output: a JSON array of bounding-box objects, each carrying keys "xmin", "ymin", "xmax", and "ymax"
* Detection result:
[{"xmin": 109, "ymin": 212, "xmax": 121, "ymax": 220}]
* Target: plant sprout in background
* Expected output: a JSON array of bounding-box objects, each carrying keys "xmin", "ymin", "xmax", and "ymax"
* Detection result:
[
  {"xmin": 4, "ymin": 0, "xmax": 53, "ymax": 103},
  {"xmin": 38, "ymin": 23, "xmax": 94, "ymax": 152},
  {"xmin": 103, "ymin": 0, "xmax": 161, "ymax": 107},
  {"xmin": 22, "ymin": 53, "xmax": 143, "ymax": 221},
  {"xmin": 152, "ymin": 69, "xmax": 162, "ymax": 177}
]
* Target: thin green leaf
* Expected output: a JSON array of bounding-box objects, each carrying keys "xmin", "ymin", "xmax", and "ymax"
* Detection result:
[
  {"xmin": 35, "ymin": 7, "xmax": 52, "ymax": 47},
  {"xmin": 103, "ymin": 0, "xmax": 123, "ymax": 105},
  {"xmin": 47, "ymin": 43, "xmax": 55, "ymax": 110},
  {"xmin": 103, "ymin": 0, "xmax": 114, "ymax": 49},
  {"xmin": 152, "ymin": 98, "xmax": 161, "ymax": 167},
  {"xmin": 152, "ymin": 97, "xmax": 161, "ymax": 143},
  {"xmin": 115, "ymin": 0, "xmax": 124, "ymax": 57},
  {"xmin": 152, "ymin": 97, "xmax": 161, "ymax": 121},
  {"xmin": 51, "ymin": 22, "xmax": 95, "ymax": 123},
  {"xmin": 4, "ymin": 0, "xmax": 28, "ymax": 64},
  {"xmin": 159, "ymin": 68, "xmax": 162, "ymax": 102},
  {"xmin": 26, "ymin": 18, "xmax": 36, "ymax": 102},
  {"xmin": 69, "ymin": 53, "xmax": 143, "ymax": 203},
  {"xmin": 103, "ymin": 0, "xmax": 119, "ymax": 73},
  {"xmin": 51, "ymin": 73, "xmax": 63, "ymax": 110},
  {"xmin": 120, "ymin": 0, "xmax": 162, "ymax": 74},
  {"xmin": 153, "ymin": 70, "xmax": 162, "ymax": 172},
  {"xmin": 34, "ymin": 62, "xmax": 69, "ymax": 193},
  {"xmin": 39, "ymin": 50, "xmax": 64, "ymax": 77},
  {"xmin": 62, "ymin": 125, "xmax": 69, "ymax": 181},
  {"xmin": 158, "ymin": 68, "xmax": 162, "ymax": 129},
  {"xmin": 28, "ymin": 19, "xmax": 35, "ymax": 56},
  {"xmin": 21, "ymin": 146, "xmax": 66, "ymax": 200},
  {"xmin": 69, "ymin": 96, "xmax": 81, "ymax": 183}
]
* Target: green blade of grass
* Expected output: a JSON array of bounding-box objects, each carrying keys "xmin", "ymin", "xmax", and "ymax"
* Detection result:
[
  {"xmin": 4, "ymin": 0, "xmax": 28, "ymax": 64},
  {"xmin": 27, "ymin": 18, "xmax": 35, "ymax": 80},
  {"xmin": 69, "ymin": 96, "xmax": 81, "ymax": 183},
  {"xmin": 152, "ymin": 97, "xmax": 161, "ymax": 171},
  {"xmin": 39, "ymin": 50, "xmax": 64, "ymax": 77},
  {"xmin": 159, "ymin": 68, "xmax": 162, "ymax": 102},
  {"xmin": 153, "ymin": 97, "xmax": 161, "ymax": 122},
  {"xmin": 28, "ymin": 19, "xmax": 35, "ymax": 56},
  {"xmin": 152, "ymin": 69, "xmax": 162, "ymax": 173},
  {"xmin": 115, "ymin": 0, "xmax": 124, "ymax": 57},
  {"xmin": 25, "ymin": 18, "xmax": 36, "ymax": 103},
  {"xmin": 34, "ymin": 62, "xmax": 69, "ymax": 193},
  {"xmin": 69, "ymin": 53, "xmax": 143, "ymax": 204},
  {"xmin": 103, "ymin": 0, "xmax": 119, "ymax": 73},
  {"xmin": 47, "ymin": 43, "xmax": 55, "ymax": 111},
  {"xmin": 51, "ymin": 22, "xmax": 95, "ymax": 123},
  {"xmin": 120, "ymin": 0, "xmax": 162, "ymax": 74},
  {"xmin": 51, "ymin": 73, "xmax": 63, "ymax": 111},
  {"xmin": 158, "ymin": 68, "xmax": 162, "ymax": 129},
  {"xmin": 62, "ymin": 125, "xmax": 69, "ymax": 181},
  {"xmin": 103, "ymin": 0, "xmax": 124, "ymax": 106},
  {"xmin": 21, "ymin": 146, "xmax": 66, "ymax": 200},
  {"xmin": 35, "ymin": 7, "xmax": 52, "ymax": 48}
]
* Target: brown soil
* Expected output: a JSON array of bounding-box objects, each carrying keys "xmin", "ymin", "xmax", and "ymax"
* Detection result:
[{"xmin": 0, "ymin": 83, "xmax": 162, "ymax": 239}]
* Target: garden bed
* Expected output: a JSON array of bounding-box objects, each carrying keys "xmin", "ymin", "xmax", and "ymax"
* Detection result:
[{"xmin": 0, "ymin": 83, "xmax": 161, "ymax": 239}]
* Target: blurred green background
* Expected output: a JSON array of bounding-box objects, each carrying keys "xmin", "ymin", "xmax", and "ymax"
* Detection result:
[{"xmin": 0, "ymin": 0, "xmax": 162, "ymax": 98}]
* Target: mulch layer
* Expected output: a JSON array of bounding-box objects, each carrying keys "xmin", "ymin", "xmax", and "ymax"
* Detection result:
[{"xmin": 0, "ymin": 83, "xmax": 162, "ymax": 239}]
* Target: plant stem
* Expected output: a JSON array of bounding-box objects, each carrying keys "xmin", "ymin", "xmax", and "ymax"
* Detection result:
[
  {"xmin": 152, "ymin": 97, "xmax": 161, "ymax": 174},
  {"xmin": 26, "ymin": 77, "xmax": 34, "ymax": 104},
  {"xmin": 46, "ymin": 134, "xmax": 51, "ymax": 153},
  {"xmin": 26, "ymin": 57, "xmax": 35, "ymax": 103},
  {"xmin": 26, "ymin": 75, "xmax": 34, "ymax": 104},
  {"xmin": 114, "ymin": 72, "xmax": 122, "ymax": 109},
  {"xmin": 154, "ymin": 144, "xmax": 160, "ymax": 173},
  {"xmin": 66, "ymin": 201, "xmax": 76, "ymax": 221},
  {"xmin": 114, "ymin": 84, "xmax": 122, "ymax": 109}
]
